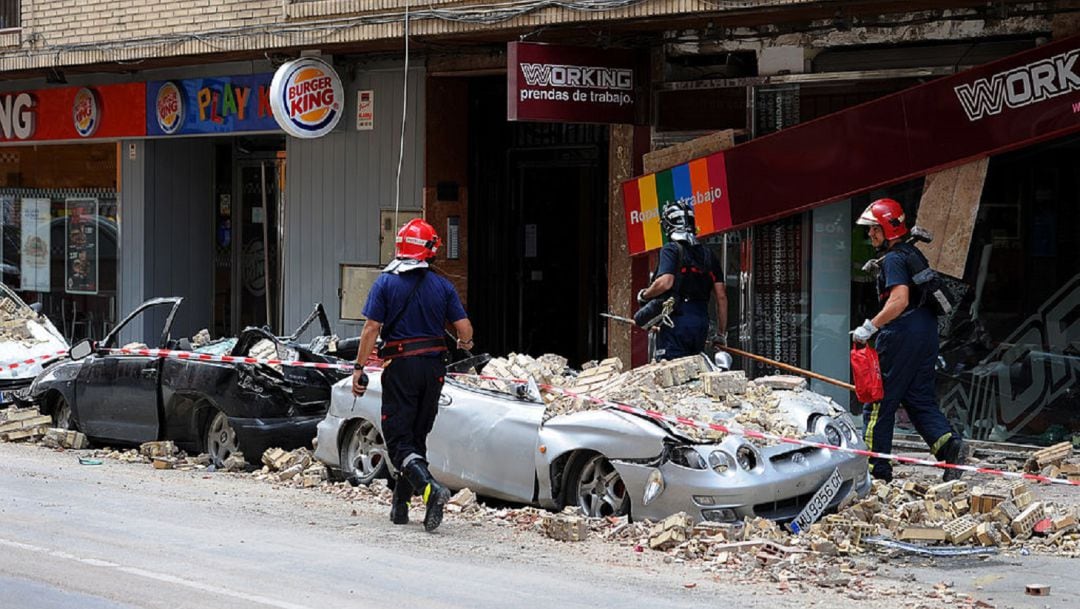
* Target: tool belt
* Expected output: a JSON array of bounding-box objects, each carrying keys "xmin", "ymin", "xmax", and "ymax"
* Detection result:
[{"xmin": 378, "ymin": 336, "xmax": 447, "ymax": 359}]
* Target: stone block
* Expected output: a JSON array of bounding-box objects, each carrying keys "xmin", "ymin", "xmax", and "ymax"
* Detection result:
[
  {"xmin": 701, "ymin": 370, "xmax": 748, "ymax": 398},
  {"xmin": 1011, "ymin": 502, "xmax": 1046, "ymax": 537},
  {"xmin": 943, "ymin": 515, "xmax": 979, "ymax": 544},
  {"xmin": 543, "ymin": 514, "xmax": 587, "ymax": 542}
]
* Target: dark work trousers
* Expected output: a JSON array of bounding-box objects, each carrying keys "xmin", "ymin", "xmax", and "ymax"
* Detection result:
[
  {"xmin": 656, "ymin": 306, "xmax": 709, "ymax": 360},
  {"xmin": 381, "ymin": 355, "xmax": 446, "ymax": 471},
  {"xmin": 862, "ymin": 308, "xmax": 955, "ymax": 480}
]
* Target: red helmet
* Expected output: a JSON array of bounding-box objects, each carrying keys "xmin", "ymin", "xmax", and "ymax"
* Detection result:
[
  {"xmin": 856, "ymin": 198, "xmax": 908, "ymax": 240},
  {"xmin": 395, "ymin": 218, "xmax": 441, "ymax": 261}
]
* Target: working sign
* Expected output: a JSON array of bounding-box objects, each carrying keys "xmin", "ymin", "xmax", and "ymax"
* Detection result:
[{"xmin": 508, "ymin": 42, "xmax": 643, "ymax": 124}]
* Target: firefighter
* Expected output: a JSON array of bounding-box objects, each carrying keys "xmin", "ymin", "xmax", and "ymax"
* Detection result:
[
  {"xmin": 352, "ymin": 218, "xmax": 473, "ymax": 532},
  {"xmin": 853, "ymin": 198, "xmax": 964, "ymax": 482},
  {"xmin": 637, "ymin": 200, "xmax": 728, "ymax": 360}
]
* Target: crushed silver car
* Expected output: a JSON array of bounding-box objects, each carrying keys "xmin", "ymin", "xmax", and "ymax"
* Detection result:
[{"xmin": 314, "ymin": 353, "xmax": 871, "ymax": 523}]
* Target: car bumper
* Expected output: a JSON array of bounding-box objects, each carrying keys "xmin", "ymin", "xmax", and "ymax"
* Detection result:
[
  {"xmin": 229, "ymin": 415, "xmax": 324, "ymax": 459},
  {"xmin": 615, "ymin": 447, "xmax": 871, "ymax": 523},
  {"xmin": 313, "ymin": 412, "xmax": 347, "ymax": 469}
]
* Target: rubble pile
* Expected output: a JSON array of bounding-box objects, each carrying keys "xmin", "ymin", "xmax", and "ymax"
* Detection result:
[
  {"xmin": 0, "ymin": 407, "xmax": 53, "ymax": 442},
  {"xmin": 0, "ymin": 296, "xmax": 37, "ymax": 344},
  {"xmin": 256, "ymin": 447, "xmax": 328, "ymax": 487},
  {"xmin": 455, "ymin": 354, "xmax": 807, "ymax": 443}
]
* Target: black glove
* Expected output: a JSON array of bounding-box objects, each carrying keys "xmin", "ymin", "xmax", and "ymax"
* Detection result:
[{"xmin": 636, "ymin": 289, "xmax": 649, "ymax": 306}]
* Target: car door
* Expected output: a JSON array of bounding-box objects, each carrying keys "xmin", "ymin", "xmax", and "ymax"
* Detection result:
[
  {"xmin": 75, "ymin": 298, "xmax": 183, "ymax": 443},
  {"xmin": 427, "ymin": 383, "xmax": 545, "ymax": 503}
]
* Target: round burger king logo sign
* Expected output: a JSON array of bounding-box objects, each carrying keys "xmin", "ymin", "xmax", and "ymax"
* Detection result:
[
  {"xmin": 72, "ymin": 88, "xmax": 100, "ymax": 138},
  {"xmin": 269, "ymin": 57, "xmax": 344, "ymax": 138},
  {"xmin": 155, "ymin": 82, "xmax": 185, "ymax": 135}
]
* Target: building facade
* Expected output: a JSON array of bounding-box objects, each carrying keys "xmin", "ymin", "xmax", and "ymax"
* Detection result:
[{"xmin": 0, "ymin": 0, "xmax": 1076, "ymax": 445}]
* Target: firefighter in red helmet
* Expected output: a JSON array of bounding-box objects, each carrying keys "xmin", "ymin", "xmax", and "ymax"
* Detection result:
[
  {"xmin": 352, "ymin": 218, "xmax": 473, "ymax": 532},
  {"xmin": 853, "ymin": 198, "xmax": 964, "ymax": 482}
]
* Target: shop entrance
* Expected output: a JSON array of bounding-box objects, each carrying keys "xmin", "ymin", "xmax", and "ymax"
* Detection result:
[
  {"xmin": 467, "ymin": 78, "xmax": 608, "ymax": 366},
  {"xmin": 212, "ymin": 137, "xmax": 286, "ymax": 337}
]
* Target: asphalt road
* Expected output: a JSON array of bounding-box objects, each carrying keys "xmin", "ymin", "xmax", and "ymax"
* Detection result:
[
  {"xmin": 0, "ymin": 441, "xmax": 854, "ymax": 609},
  {"xmin": 4, "ymin": 440, "xmax": 1079, "ymax": 609}
]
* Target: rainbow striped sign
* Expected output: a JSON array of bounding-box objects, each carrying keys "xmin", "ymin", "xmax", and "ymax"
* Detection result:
[{"xmin": 622, "ymin": 152, "xmax": 733, "ymax": 256}]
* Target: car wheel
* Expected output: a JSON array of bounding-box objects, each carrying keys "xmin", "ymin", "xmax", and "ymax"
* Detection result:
[
  {"xmin": 339, "ymin": 419, "xmax": 389, "ymax": 486},
  {"xmin": 565, "ymin": 453, "xmax": 630, "ymax": 518},
  {"xmin": 206, "ymin": 410, "xmax": 239, "ymax": 467},
  {"xmin": 52, "ymin": 394, "xmax": 76, "ymax": 431}
]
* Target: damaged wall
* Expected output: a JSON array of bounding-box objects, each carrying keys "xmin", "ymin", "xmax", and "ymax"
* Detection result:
[{"xmin": 283, "ymin": 65, "xmax": 426, "ymax": 340}]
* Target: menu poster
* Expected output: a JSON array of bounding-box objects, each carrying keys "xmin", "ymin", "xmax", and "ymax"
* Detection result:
[
  {"xmin": 65, "ymin": 198, "xmax": 99, "ymax": 295},
  {"xmin": 20, "ymin": 198, "xmax": 51, "ymax": 292}
]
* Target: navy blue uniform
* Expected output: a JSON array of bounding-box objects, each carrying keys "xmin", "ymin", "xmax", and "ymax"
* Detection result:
[
  {"xmin": 654, "ymin": 242, "xmax": 722, "ymax": 360},
  {"xmin": 363, "ymin": 270, "xmax": 467, "ymax": 470},
  {"xmin": 863, "ymin": 244, "xmax": 954, "ymax": 481}
]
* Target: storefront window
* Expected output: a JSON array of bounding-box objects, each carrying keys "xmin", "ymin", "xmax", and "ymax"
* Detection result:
[
  {"xmin": 0, "ymin": 143, "xmax": 119, "ymax": 343},
  {"xmin": 935, "ymin": 136, "xmax": 1080, "ymax": 446}
]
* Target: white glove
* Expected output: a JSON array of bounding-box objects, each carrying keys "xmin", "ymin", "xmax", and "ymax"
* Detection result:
[
  {"xmin": 636, "ymin": 289, "xmax": 649, "ymax": 306},
  {"xmin": 851, "ymin": 319, "xmax": 878, "ymax": 344}
]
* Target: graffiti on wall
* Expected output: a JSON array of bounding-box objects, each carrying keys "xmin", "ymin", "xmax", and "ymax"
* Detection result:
[{"xmin": 940, "ymin": 274, "xmax": 1080, "ymax": 442}]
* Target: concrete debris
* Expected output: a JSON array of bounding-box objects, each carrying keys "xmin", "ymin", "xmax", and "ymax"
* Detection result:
[
  {"xmin": 220, "ymin": 452, "xmax": 248, "ymax": 472},
  {"xmin": 447, "ymin": 488, "xmax": 479, "ymax": 514},
  {"xmin": 649, "ymin": 512, "xmax": 694, "ymax": 550},
  {"xmin": 754, "ymin": 375, "xmax": 808, "ymax": 391},
  {"xmin": 139, "ymin": 441, "xmax": 177, "ymax": 459},
  {"xmin": 255, "ymin": 447, "xmax": 326, "ymax": 486},
  {"xmin": 454, "ymin": 354, "xmax": 807, "ymax": 444},
  {"xmin": 42, "ymin": 427, "xmax": 89, "ymax": 449},
  {"xmin": 1025, "ymin": 441, "xmax": 1071, "ymax": 472},
  {"xmin": 0, "ymin": 407, "xmax": 52, "ymax": 442},
  {"xmin": 542, "ymin": 510, "xmax": 588, "ymax": 542},
  {"xmin": 0, "ymin": 296, "xmax": 43, "ymax": 345},
  {"xmin": 191, "ymin": 329, "xmax": 211, "ymax": 348}
]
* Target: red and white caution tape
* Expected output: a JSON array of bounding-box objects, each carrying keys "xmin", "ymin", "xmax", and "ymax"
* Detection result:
[
  {"xmin": 104, "ymin": 347, "xmax": 377, "ymax": 372},
  {"xmin": 448, "ymin": 371, "xmax": 1080, "ymax": 488},
  {"xmin": 6, "ymin": 345, "xmax": 1074, "ymax": 487},
  {"xmin": 0, "ymin": 350, "xmax": 69, "ymax": 372}
]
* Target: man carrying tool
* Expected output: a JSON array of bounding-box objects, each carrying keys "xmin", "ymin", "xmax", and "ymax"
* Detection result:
[
  {"xmin": 852, "ymin": 198, "xmax": 964, "ymax": 482},
  {"xmin": 637, "ymin": 200, "xmax": 727, "ymax": 360},
  {"xmin": 352, "ymin": 218, "xmax": 473, "ymax": 532}
]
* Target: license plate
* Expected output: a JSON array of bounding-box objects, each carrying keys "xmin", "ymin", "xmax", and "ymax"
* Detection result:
[{"xmin": 788, "ymin": 468, "xmax": 843, "ymax": 534}]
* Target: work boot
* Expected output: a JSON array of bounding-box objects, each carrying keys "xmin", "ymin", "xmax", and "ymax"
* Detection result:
[
  {"xmin": 389, "ymin": 476, "xmax": 412, "ymax": 525},
  {"xmin": 938, "ymin": 438, "xmax": 966, "ymax": 482},
  {"xmin": 403, "ymin": 460, "xmax": 451, "ymax": 532}
]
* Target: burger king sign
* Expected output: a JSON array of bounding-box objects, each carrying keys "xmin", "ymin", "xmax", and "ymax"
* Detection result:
[
  {"xmin": 269, "ymin": 58, "xmax": 344, "ymax": 138},
  {"xmin": 155, "ymin": 81, "xmax": 185, "ymax": 135},
  {"xmin": 72, "ymin": 88, "xmax": 100, "ymax": 138}
]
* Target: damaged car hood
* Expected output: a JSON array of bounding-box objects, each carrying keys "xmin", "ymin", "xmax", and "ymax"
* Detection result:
[{"xmin": 0, "ymin": 283, "xmax": 68, "ymax": 388}]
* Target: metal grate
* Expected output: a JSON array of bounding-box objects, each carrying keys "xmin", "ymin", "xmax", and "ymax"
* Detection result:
[{"xmin": 0, "ymin": 1, "xmax": 18, "ymax": 29}]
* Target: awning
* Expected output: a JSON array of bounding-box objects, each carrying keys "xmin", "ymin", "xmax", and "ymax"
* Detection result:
[{"xmin": 624, "ymin": 34, "xmax": 1080, "ymax": 256}]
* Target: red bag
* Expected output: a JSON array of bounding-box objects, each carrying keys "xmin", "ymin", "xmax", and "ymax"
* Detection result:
[{"xmin": 850, "ymin": 343, "xmax": 884, "ymax": 404}]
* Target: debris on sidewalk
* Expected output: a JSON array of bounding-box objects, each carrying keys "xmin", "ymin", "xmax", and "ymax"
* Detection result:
[
  {"xmin": 42, "ymin": 427, "xmax": 89, "ymax": 449},
  {"xmin": 447, "ymin": 488, "xmax": 479, "ymax": 514},
  {"xmin": 0, "ymin": 407, "xmax": 52, "ymax": 442},
  {"xmin": 256, "ymin": 447, "xmax": 326, "ymax": 486},
  {"xmin": 140, "ymin": 441, "xmax": 178, "ymax": 459},
  {"xmin": 542, "ymin": 509, "xmax": 588, "ymax": 542}
]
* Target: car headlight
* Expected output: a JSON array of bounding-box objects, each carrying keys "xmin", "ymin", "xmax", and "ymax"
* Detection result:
[
  {"xmin": 810, "ymin": 414, "xmax": 844, "ymax": 448},
  {"xmin": 708, "ymin": 450, "xmax": 735, "ymax": 475},
  {"xmin": 836, "ymin": 417, "xmax": 860, "ymax": 444},
  {"xmin": 735, "ymin": 445, "xmax": 760, "ymax": 472},
  {"xmin": 671, "ymin": 446, "xmax": 707, "ymax": 470}
]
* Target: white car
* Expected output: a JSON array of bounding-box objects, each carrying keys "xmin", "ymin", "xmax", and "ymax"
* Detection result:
[{"xmin": 0, "ymin": 283, "xmax": 68, "ymax": 403}]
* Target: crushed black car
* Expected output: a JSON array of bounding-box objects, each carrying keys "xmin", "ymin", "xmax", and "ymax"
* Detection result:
[{"xmin": 26, "ymin": 297, "xmax": 355, "ymax": 465}]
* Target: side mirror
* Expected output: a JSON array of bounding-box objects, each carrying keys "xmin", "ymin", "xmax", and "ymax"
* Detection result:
[
  {"xmin": 70, "ymin": 339, "xmax": 95, "ymax": 361},
  {"xmin": 29, "ymin": 302, "xmax": 42, "ymax": 314}
]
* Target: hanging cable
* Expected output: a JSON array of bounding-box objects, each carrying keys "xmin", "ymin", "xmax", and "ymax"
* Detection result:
[{"xmin": 394, "ymin": 0, "xmax": 410, "ymax": 230}]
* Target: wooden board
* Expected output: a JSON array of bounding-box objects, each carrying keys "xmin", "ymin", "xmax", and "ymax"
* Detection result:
[
  {"xmin": 914, "ymin": 157, "xmax": 989, "ymax": 278},
  {"xmin": 642, "ymin": 129, "xmax": 736, "ymax": 175}
]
